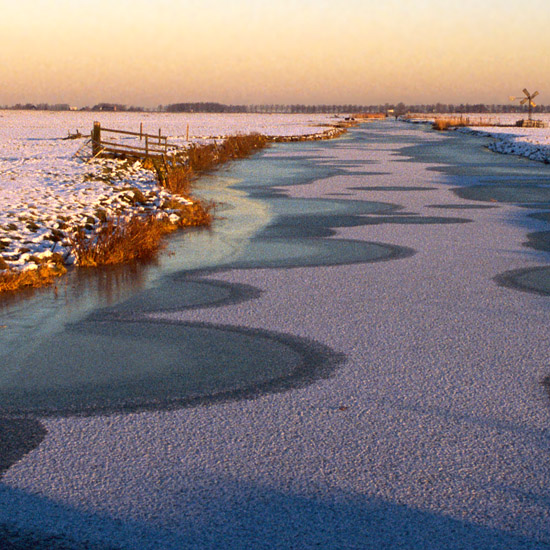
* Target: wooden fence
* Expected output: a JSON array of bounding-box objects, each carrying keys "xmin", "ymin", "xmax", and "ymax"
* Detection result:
[
  {"xmin": 90, "ymin": 122, "xmax": 187, "ymax": 160},
  {"xmin": 87, "ymin": 122, "xmax": 194, "ymax": 183}
]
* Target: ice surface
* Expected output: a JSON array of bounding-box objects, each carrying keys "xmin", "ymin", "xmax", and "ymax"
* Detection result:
[{"xmin": 1, "ymin": 121, "xmax": 549, "ymax": 549}]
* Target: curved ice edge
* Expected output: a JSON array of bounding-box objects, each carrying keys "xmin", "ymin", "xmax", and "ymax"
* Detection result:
[
  {"xmin": 493, "ymin": 265, "xmax": 550, "ymax": 297},
  {"xmin": 0, "ymin": 319, "xmax": 346, "ymax": 418},
  {"xmin": 0, "ymin": 417, "xmax": 47, "ymax": 479}
]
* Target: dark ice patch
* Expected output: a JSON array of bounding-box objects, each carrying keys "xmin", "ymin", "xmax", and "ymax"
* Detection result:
[
  {"xmin": 0, "ymin": 321, "xmax": 345, "ymax": 417},
  {"xmin": 91, "ymin": 278, "xmax": 263, "ymax": 317},
  {"xmin": 524, "ymin": 231, "xmax": 550, "ymax": 252},
  {"xmin": 494, "ymin": 265, "xmax": 550, "ymax": 296},
  {"xmin": 543, "ymin": 376, "xmax": 550, "ymax": 401},
  {"xmin": 359, "ymin": 215, "xmax": 471, "ymax": 225},
  {"xmin": 427, "ymin": 204, "xmax": 499, "ymax": 210},
  {"xmin": 348, "ymin": 186, "xmax": 436, "ymax": 192},
  {"xmin": 454, "ymin": 184, "xmax": 550, "ymax": 206},
  {"xmin": 206, "ymin": 238, "xmax": 414, "ymax": 270},
  {"xmin": 0, "ymin": 417, "xmax": 47, "ymax": 477},
  {"xmin": 528, "ymin": 211, "xmax": 550, "ymax": 223}
]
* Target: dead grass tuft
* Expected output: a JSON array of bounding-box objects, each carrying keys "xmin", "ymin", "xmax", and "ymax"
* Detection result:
[
  {"xmin": 0, "ymin": 264, "xmax": 66, "ymax": 293},
  {"xmin": 185, "ymin": 133, "xmax": 268, "ymax": 173},
  {"xmin": 216, "ymin": 133, "xmax": 268, "ymax": 163},
  {"xmin": 163, "ymin": 166, "xmax": 194, "ymax": 196},
  {"xmin": 69, "ymin": 202, "xmax": 213, "ymax": 268},
  {"xmin": 186, "ymin": 143, "xmax": 218, "ymax": 172},
  {"xmin": 170, "ymin": 200, "xmax": 213, "ymax": 228},
  {"xmin": 432, "ymin": 118, "xmax": 465, "ymax": 131},
  {"xmin": 70, "ymin": 215, "xmax": 167, "ymax": 267}
]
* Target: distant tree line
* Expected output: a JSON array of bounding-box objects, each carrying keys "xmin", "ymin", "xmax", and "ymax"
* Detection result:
[
  {"xmin": 162, "ymin": 103, "xmax": 374, "ymax": 113},
  {"xmin": 0, "ymin": 103, "xmax": 147, "ymax": 112},
  {"xmin": 158, "ymin": 102, "xmax": 550, "ymax": 114},
  {"xmin": 2, "ymin": 101, "xmax": 550, "ymax": 114},
  {"xmin": 3, "ymin": 103, "xmax": 74, "ymax": 111}
]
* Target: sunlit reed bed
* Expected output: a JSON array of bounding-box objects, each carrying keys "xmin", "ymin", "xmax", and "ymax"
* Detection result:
[{"xmin": 0, "ymin": 133, "xmax": 272, "ymax": 293}]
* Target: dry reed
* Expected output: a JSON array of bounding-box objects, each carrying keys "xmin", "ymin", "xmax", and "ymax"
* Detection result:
[
  {"xmin": 69, "ymin": 215, "xmax": 168, "ymax": 267},
  {"xmin": 186, "ymin": 133, "xmax": 268, "ymax": 173},
  {"xmin": 164, "ymin": 199, "xmax": 213, "ymax": 228},
  {"xmin": 0, "ymin": 133, "xmax": 269, "ymax": 294},
  {"xmin": 163, "ymin": 165, "xmax": 194, "ymax": 196},
  {"xmin": 432, "ymin": 116, "xmax": 497, "ymax": 131},
  {"xmin": 0, "ymin": 263, "xmax": 66, "ymax": 293}
]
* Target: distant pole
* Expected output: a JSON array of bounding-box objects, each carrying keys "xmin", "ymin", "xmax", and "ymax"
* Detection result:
[
  {"xmin": 92, "ymin": 122, "xmax": 101, "ymax": 156},
  {"xmin": 186, "ymin": 124, "xmax": 189, "ymax": 141}
]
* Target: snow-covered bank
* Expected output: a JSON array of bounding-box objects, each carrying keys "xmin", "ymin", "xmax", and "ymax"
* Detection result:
[
  {"xmin": 457, "ymin": 125, "xmax": 550, "ymax": 164},
  {"xmin": 0, "ymin": 112, "xmax": 347, "ymax": 275},
  {"xmin": 404, "ymin": 113, "xmax": 550, "ymax": 164}
]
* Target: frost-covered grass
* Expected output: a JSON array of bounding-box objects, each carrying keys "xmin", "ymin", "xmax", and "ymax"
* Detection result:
[{"xmin": 0, "ymin": 111, "xmax": 345, "ymax": 285}]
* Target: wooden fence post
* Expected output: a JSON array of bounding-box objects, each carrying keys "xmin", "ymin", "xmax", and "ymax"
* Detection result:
[
  {"xmin": 145, "ymin": 135, "xmax": 149, "ymax": 157},
  {"xmin": 92, "ymin": 122, "xmax": 101, "ymax": 156}
]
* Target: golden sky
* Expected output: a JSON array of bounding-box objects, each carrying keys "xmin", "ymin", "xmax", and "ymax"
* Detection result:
[{"xmin": 1, "ymin": 0, "xmax": 549, "ymax": 106}]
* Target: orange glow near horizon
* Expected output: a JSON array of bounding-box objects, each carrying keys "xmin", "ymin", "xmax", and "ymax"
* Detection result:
[{"xmin": 1, "ymin": 0, "xmax": 549, "ymax": 107}]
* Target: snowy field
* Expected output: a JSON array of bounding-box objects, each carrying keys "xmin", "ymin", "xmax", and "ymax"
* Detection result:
[{"xmin": 0, "ymin": 112, "xmax": 343, "ymax": 271}]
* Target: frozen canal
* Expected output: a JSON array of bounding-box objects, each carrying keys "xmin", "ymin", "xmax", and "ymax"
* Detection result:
[{"xmin": 1, "ymin": 121, "xmax": 549, "ymax": 549}]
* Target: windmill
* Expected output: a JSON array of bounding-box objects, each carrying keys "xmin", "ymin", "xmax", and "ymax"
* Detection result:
[{"xmin": 510, "ymin": 88, "xmax": 539, "ymax": 120}]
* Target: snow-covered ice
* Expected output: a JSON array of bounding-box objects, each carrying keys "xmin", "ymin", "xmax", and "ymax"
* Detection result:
[
  {"xmin": 0, "ymin": 121, "xmax": 549, "ymax": 549},
  {"xmin": 460, "ymin": 124, "xmax": 550, "ymax": 163}
]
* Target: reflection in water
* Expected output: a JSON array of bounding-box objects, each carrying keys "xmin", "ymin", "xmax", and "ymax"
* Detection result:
[
  {"xmin": 69, "ymin": 262, "xmax": 149, "ymax": 306},
  {"xmin": 0, "ymin": 262, "xmax": 151, "ymax": 379}
]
